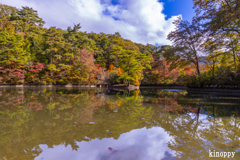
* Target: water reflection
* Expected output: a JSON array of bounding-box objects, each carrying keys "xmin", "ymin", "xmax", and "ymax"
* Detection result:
[
  {"xmin": 0, "ymin": 87, "xmax": 239, "ymax": 160},
  {"xmin": 35, "ymin": 127, "xmax": 175, "ymax": 160}
]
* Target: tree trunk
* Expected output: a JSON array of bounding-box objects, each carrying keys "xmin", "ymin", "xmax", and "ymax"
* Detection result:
[
  {"xmin": 233, "ymin": 48, "xmax": 237, "ymax": 76},
  {"xmin": 50, "ymin": 45, "xmax": 53, "ymax": 77},
  {"xmin": 196, "ymin": 59, "xmax": 200, "ymax": 76},
  {"xmin": 212, "ymin": 61, "xmax": 215, "ymax": 77}
]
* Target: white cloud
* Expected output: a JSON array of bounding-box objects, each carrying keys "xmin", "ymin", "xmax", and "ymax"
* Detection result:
[
  {"xmin": 1, "ymin": 0, "xmax": 181, "ymax": 45},
  {"xmin": 35, "ymin": 127, "xmax": 176, "ymax": 160}
]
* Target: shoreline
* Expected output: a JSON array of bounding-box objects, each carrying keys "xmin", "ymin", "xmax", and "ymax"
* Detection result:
[
  {"xmin": 0, "ymin": 84, "xmax": 140, "ymax": 90},
  {"xmin": 0, "ymin": 84, "xmax": 100, "ymax": 88},
  {"xmin": 1, "ymin": 84, "xmax": 240, "ymax": 92}
]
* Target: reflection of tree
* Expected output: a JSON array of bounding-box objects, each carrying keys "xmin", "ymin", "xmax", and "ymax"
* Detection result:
[
  {"xmin": 139, "ymin": 89, "xmax": 240, "ymax": 159},
  {"xmin": 0, "ymin": 88, "xmax": 240, "ymax": 159},
  {"xmin": 199, "ymin": 106, "xmax": 240, "ymax": 152},
  {"xmin": 142, "ymin": 89, "xmax": 193, "ymax": 114},
  {"xmin": 0, "ymin": 88, "xmax": 153, "ymax": 159},
  {"xmin": 94, "ymin": 89, "xmax": 154, "ymax": 139},
  {"xmin": 152, "ymin": 105, "xmax": 240, "ymax": 159},
  {"xmin": 0, "ymin": 88, "xmax": 104, "ymax": 159}
]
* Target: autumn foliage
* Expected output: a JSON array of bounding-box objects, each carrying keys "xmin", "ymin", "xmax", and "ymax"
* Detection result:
[{"xmin": 2, "ymin": 2, "xmax": 240, "ymax": 87}]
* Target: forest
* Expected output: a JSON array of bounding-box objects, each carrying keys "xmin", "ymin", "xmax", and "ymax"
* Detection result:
[{"xmin": 0, "ymin": 0, "xmax": 240, "ymax": 87}]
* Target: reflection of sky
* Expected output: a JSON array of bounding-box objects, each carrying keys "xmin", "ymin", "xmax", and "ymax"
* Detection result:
[
  {"xmin": 188, "ymin": 112, "xmax": 240, "ymax": 154},
  {"xmin": 35, "ymin": 127, "xmax": 176, "ymax": 160},
  {"xmin": 34, "ymin": 112, "xmax": 239, "ymax": 160}
]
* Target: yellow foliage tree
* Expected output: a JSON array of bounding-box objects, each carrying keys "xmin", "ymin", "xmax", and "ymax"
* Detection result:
[
  {"xmin": 117, "ymin": 68, "xmax": 124, "ymax": 76},
  {"xmin": 107, "ymin": 64, "xmax": 115, "ymax": 72},
  {"xmin": 134, "ymin": 74, "xmax": 140, "ymax": 86}
]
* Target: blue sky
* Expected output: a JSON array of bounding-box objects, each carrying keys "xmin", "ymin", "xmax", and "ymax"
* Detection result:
[
  {"xmin": 160, "ymin": 0, "xmax": 195, "ymax": 22},
  {"xmin": 109, "ymin": 0, "xmax": 195, "ymax": 22},
  {"xmin": 2, "ymin": 0, "xmax": 195, "ymax": 45}
]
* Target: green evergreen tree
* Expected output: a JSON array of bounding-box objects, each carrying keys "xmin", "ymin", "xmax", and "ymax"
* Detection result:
[
  {"xmin": 118, "ymin": 49, "xmax": 151, "ymax": 86},
  {"xmin": 0, "ymin": 19, "xmax": 30, "ymax": 66},
  {"xmin": 44, "ymin": 27, "xmax": 64, "ymax": 78},
  {"xmin": 16, "ymin": 6, "xmax": 45, "ymax": 26}
]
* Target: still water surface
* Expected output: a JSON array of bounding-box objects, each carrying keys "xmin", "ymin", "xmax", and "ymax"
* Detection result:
[{"xmin": 0, "ymin": 87, "xmax": 240, "ymax": 160}]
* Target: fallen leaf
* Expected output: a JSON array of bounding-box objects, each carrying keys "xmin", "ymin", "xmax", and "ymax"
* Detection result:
[
  {"xmin": 89, "ymin": 122, "xmax": 95, "ymax": 124},
  {"xmin": 108, "ymin": 147, "xmax": 114, "ymax": 151}
]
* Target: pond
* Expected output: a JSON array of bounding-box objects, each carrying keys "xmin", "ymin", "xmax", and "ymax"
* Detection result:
[{"xmin": 0, "ymin": 87, "xmax": 240, "ymax": 160}]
